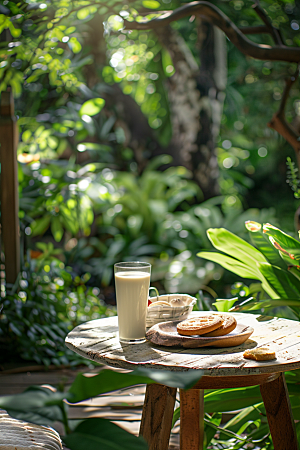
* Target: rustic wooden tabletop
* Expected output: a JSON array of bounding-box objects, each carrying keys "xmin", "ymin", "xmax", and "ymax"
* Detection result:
[{"xmin": 65, "ymin": 312, "xmax": 300, "ymax": 376}]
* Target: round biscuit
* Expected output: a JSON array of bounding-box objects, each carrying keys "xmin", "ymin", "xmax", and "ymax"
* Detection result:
[
  {"xmin": 177, "ymin": 316, "xmax": 223, "ymax": 336},
  {"xmin": 205, "ymin": 314, "xmax": 237, "ymax": 337}
]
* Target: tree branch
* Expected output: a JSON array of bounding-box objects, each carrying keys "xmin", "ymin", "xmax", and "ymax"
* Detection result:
[
  {"xmin": 124, "ymin": 1, "xmax": 300, "ymax": 63},
  {"xmin": 252, "ymin": 1, "xmax": 284, "ymax": 46},
  {"xmin": 240, "ymin": 25, "xmax": 270, "ymax": 35},
  {"xmin": 268, "ymin": 66, "xmax": 300, "ymax": 168}
]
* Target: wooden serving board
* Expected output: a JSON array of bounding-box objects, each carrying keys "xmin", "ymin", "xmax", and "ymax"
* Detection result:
[{"xmin": 146, "ymin": 321, "xmax": 254, "ymax": 348}]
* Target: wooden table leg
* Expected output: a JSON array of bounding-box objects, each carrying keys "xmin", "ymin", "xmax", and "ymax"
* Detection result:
[
  {"xmin": 180, "ymin": 388, "xmax": 204, "ymax": 450},
  {"xmin": 260, "ymin": 373, "xmax": 299, "ymax": 450},
  {"xmin": 139, "ymin": 383, "xmax": 177, "ymax": 450}
]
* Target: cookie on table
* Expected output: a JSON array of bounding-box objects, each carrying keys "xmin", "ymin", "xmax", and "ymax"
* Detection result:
[
  {"xmin": 177, "ymin": 315, "xmax": 223, "ymax": 336},
  {"xmin": 205, "ymin": 314, "xmax": 237, "ymax": 337},
  {"xmin": 243, "ymin": 347, "xmax": 276, "ymax": 361}
]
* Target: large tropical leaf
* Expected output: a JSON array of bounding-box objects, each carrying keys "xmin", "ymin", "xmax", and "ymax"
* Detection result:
[
  {"xmin": 288, "ymin": 266, "xmax": 300, "ymax": 281},
  {"xmin": 284, "ymin": 267, "xmax": 300, "ymax": 295},
  {"xmin": 278, "ymin": 248, "xmax": 300, "ymax": 266},
  {"xmin": 213, "ymin": 297, "xmax": 239, "ymax": 312},
  {"xmin": 245, "ymin": 423, "xmax": 270, "ymax": 443},
  {"xmin": 258, "ymin": 263, "xmax": 299, "ymax": 299},
  {"xmin": 223, "ymin": 405, "xmax": 262, "ymax": 434},
  {"xmin": 218, "ymin": 405, "xmax": 268, "ymax": 444},
  {"xmin": 263, "ymin": 224, "xmax": 300, "ymax": 251},
  {"xmin": 198, "ymin": 251, "xmax": 277, "ymax": 298},
  {"xmin": 289, "ymin": 394, "xmax": 300, "ymax": 420},
  {"xmin": 198, "ymin": 252, "xmax": 260, "ymax": 280},
  {"xmin": 63, "ymin": 418, "xmax": 147, "ymax": 450},
  {"xmin": 0, "ymin": 368, "xmax": 203, "ymax": 428},
  {"xmin": 245, "ymin": 221, "xmax": 284, "ymax": 268},
  {"xmin": 204, "ymin": 413, "xmax": 222, "ymax": 447},
  {"xmin": 264, "ymin": 224, "xmax": 300, "ymax": 263},
  {"xmin": 68, "ymin": 367, "xmax": 203, "ymax": 403},
  {"xmin": 230, "ymin": 297, "xmax": 300, "ymax": 313},
  {"xmin": 0, "ymin": 386, "xmax": 65, "ymax": 426},
  {"xmin": 206, "ymin": 228, "xmax": 268, "ymax": 268},
  {"xmin": 204, "ymin": 386, "xmax": 262, "ymax": 412}
]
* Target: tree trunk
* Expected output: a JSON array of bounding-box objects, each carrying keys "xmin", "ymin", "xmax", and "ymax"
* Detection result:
[
  {"xmin": 85, "ymin": 18, "xmax": 227, "ymax": 199},
  {"xmin": 194, "ymin": 19, "xmax": 227, "ymax": 198},
  {"xmin": 155, "ymin": 22, "xmax": 227, "ymax": 198}
]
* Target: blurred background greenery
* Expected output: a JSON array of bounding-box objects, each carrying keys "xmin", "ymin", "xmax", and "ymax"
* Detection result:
[
  {"xmin": 1, "ymin": 2, "xmax": 300, "ymax": 449},
  {"xmin": 0, "ymin": 0, "xmax": 299, "ymax": 367}
]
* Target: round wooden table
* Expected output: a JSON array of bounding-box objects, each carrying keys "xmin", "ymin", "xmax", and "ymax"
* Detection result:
[{"xmin": 65, "ymin": 312, "xmax": 300, "ymax": 450}]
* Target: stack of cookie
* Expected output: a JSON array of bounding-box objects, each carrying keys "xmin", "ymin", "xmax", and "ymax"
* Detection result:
[{"xmin": 177, "ymin": 313, "xmax": 237, "ymax": 337}]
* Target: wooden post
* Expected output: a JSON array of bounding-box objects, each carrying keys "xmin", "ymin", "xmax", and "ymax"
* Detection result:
[
  {"xmin": 139, "ymin": 383, "xmax": 177, "ymax": 450},
  {"xmin": 0, "ymin": 91, "xmax": 20, "ymax": 286},
  {"xmin": 260, "ymin": 373, "xmax": 299, "ymax": 450},
  {"xmin": 180, "ymin": 388, "xmax": 205, "ymax": 450}
]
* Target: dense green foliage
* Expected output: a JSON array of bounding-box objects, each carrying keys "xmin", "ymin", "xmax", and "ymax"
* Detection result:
[
  {"xmin": 1, "ymin": 1, "xmax": 300, "ymax": 448},
  {"xmin": 0, "ymin": 0, "xmax": 299, "ymax": 370},
  {"xmin": 0, "ymin": 259, "xmax": 115, "ymax": 366},
  {"xmin": 0, "ymin": 0, "xmax": 299, "ymax": 229},
  {"xmin": 196, "ymin": 222, "xmax": 300, "ymax": 448},
  {"xmin": 0, "ymin": 366, "xmax": 203, "ymax": 448},
  {"xmin": 199, "ymin": 222, "xmax": 300, "ymax": 318},
  {"xmin": 0, "ymin": 0, "xmax": 298, "ymax": 251}
]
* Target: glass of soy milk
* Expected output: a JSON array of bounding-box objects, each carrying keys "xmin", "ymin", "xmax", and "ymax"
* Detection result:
[{"xmin": 114, "ymin": 262, "xmax": 151, "ymax": 344}]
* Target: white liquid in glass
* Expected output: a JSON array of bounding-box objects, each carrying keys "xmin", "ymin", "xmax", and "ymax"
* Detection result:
[{"xmin": 115, "ymin": 271, "xmax": 150, "ymax": 341}]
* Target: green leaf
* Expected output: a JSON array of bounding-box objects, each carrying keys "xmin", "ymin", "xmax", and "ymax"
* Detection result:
[
  {"xmin": 288, "ymin": 266, "xmax": 300, "ymax": 281},
  {"xmin": 31, "ymin": 215, "xmax": 51, "ymax": 237},
  {"xmin": 144, "ymin": 154, "xmax": 172, "ymax": 172},
  {"xmin": 204, "ymin": 412, "xmax": 222, "ymax": 446},
  {"xmin": 279, "ymin": 250, "xmax": 298, "ymax": 266},
  {"xmin": 206, "ymin": 228, "xmax": 267, "ymax": 268},
  {"xmin": 224, "ymin": 406, "xmax": 261, "ymax": 433},
  {"xmin": 69, "ymin": 368, "xmax": 203, "ymax": 403},
  {"xmin": 69, "ymin": 37, "xmax": 82, "ymax": 53},
  {"xmin": 199, "ymin": 244, "xmax": 277, "ymax": 299},
  {"xmin": 8, "ymin": 22, "xmax": 21, "ymax": 38},
  {"xmin": 172, "ymin": 406, "xmax": 180, "ymax": 428},
  {"xmin": 79, "ymin": 98, "xmax": 105, "ymax": 117},
  {"xmin": 198, "ymin": 252, "xmax": 260, "ymax": 280},
  {"xmin": 60, "ymin": 209, "xmax": 78, "ymax": 234},
  {"xmin": 22, "ymin": 129, "xmax": 32, "ymax": 143},
  {"xmin": 246, "ymin": 423, "xmax": 270, "ymax": 442},
  {"xmin": 63, "ymin": 418, "xmax": 147, "ymax": 450},
  {"xmin": 142, "ymin": 0, "xmax": 160, "ymax": 8},
  {"xmin": 9, "ymin": 322, "xmax": 22, "ymax": 336},
  {"xmin": 263, "ymin": 224, "xmax": 300, "ymax": 251},
  {"xmin": 296, "ymin": 421, "xmax": 300, "ymax": 444},
  {"xmin": 246, "ymin": 221, "xmax": 284, "ymax": 267},
  {"xmin": 51, "ymin": 216, "xmax": 64, "ymax": 242},
  {"xmin": 161, "ymin": 48, "xmax": 175, "ymax": 77},
  {"xmin": 290, "ymin": 394, "xmax": 300, "ymax": 420},
  {"xmin": 137, "ymin": 367, "xmax": 204, "ymax": 390},
  {"xmin": 77, "ymin": 7, "xmax": 91, "ymax": 20},
  {"xmin": 0, "ymin": 386, "xmax": 65, "ymax": 426},
  {"xmin": 204, "ymin": 386, "xmax": 262, "ymax": 412},
  {"xmin": 231, "ymin": 297, "xmax": 300, "ymax": 312},
  {"xmin": 258, "ymin": 263, "xmax": 298, "ymax": 299},
  {"xmin": 213, "ymin": 297, "xmax": 238, "ymax": 312}
]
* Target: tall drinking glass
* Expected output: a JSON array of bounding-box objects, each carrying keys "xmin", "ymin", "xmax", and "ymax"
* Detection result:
[{"xmin": 114, "ymin": 262, "xmax": 151, "ymax": 344}]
